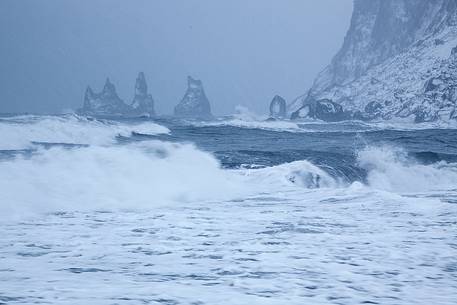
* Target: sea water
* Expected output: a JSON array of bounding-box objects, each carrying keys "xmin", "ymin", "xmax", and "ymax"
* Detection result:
[{"xmin": 0, "ymin": 114, "xmax": 456, "ymax": 304}]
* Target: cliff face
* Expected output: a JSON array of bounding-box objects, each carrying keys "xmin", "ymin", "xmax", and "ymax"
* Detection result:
[{"xmin": 293, "ymin": 0, "xmax": 457, "ymax": 122}]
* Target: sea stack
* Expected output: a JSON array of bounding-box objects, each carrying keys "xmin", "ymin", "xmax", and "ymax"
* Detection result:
[
  {"xmin": 269, "ymin": 95, "xmax": 287, "ymax": 119},
  {"xmin": 80, "ymin": 78, "xmax": 129, "ymax": 116},
  {"xmin": 174, "ymin": 76, "xmax": 212, "ymax": 119},
  {"xmin": 130, "ymin": 72, "xmax": 155, "ymax": 117}
]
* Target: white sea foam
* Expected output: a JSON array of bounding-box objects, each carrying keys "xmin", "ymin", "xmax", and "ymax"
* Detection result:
[
  {"xmin": 1, "ymin": 116, "xmax": 456, "ymax": 305},
  {"xmin": 358, "ymin": 146, "xmax": 457, "ymax": 193},
  {"xmin": 206, "ymin": 118, "xmax": 457, "ymax": 133},
  {"xmin": 242, "ymin": 160, "xmax": 340, "ymax": 189},
  {"xmin": 3, "ymin": 138, "xmax": 457, "ymax": 218},
  {"xmin": 1, "ymin": 114, "xmax": 456, "ymax": 219},
  {"xmin": 367, "ymin": 119, "xmax": 457, "ymax": 131},
  {"xmin": 0, "ymin": 141, "xmax": 346, "ymax": 218},
  {"xmin": 0, "ymin": 141, "xmax": 251, "ymax": 216},
  {"xmin": 198, "ymin": 118, "xmax": 304, "ymax": 133},
  {"xmin": 190, "ymin": 106, "xmax": 304, "ymax": 133},
  {"xmin": 0, "ymin": 114, "xmax": 169, "ymax": 150}
]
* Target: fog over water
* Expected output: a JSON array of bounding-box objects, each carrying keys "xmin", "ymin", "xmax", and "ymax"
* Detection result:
[{"xmin": 0, "ymin": 0, "xmax": 352, "ymax": 115}]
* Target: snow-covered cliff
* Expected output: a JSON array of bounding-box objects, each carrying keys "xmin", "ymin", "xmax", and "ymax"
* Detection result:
[{"xmin": 292, "ymin": 0, "xmax": 457, "ymax": 122}]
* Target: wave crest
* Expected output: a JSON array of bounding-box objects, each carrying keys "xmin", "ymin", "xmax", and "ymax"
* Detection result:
[
  {"xmin": 358, "ymin": 146, "xmax": 457, "ymax": 193},
  {"xmin": 0, "ymin": 115, "xmax": 169, "ymax": 150},
  {"xmin": 0, "ymin": 141, "xmax": 249, "ymax": 216}
]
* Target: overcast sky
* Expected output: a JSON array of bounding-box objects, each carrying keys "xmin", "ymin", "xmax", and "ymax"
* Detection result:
[{"xmin": 0, "ymin": 0, "xmax": 353, "ymax": 115}]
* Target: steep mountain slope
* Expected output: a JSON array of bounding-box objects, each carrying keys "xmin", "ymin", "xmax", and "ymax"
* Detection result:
[{"xmin": 292, "ymin": 0, "xmax": 457, "ymax": 122}]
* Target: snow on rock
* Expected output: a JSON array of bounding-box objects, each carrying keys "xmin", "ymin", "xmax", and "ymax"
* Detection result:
[
  {"xmin": 174, "ymin": 76, "xmax": 213, "ymax": 119},
  {"xmin": 80, "ymin": 78, "xmax": 130, "ymax": 116},
  {"xmin": 130, "ymin": 72, "xmax": 155, "ymax": 117},
  {"xmin": 291, "ymin": 98, "xmax": 351, "ymax": 122},
  {"xmin": 79, "ymin": 73, "xmax": 156, "ymax": 117},
  {"xmin": 293, "ymin": 0, "xmax": 457, "ymax": 123}
]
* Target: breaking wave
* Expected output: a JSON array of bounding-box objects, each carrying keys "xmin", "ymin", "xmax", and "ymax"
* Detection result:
[
  {"xmin": 190, "ymin": 106, "xmax": 304, "ymax": 133},
  {"xmin": 195, "ymin": 118, "xmax": 304, "ymax": 133},
  {"xmin": 0, "ymin": 114, "xmax": 169, "ymax": 150},
  {"xmin": 2, "ymin": 139, "xmax": 456, "ymax": 219},
  {"xmin": 242, "ymin": 160, "xmax": 340, "ymax": 189},
  {"xmin": 0, "ymin": 141, "xmax": 250, "ymax": 216},
  {"xmin": 358, "ymin": 146, "xmax": 457, "ymax": 193},
  {"xmin": 0, "ymin": 142, "xmax": 342, "ymax": 217},
  {"xmin": 1, "ymin": 115, "xmax": 456, "ymax": 218}
]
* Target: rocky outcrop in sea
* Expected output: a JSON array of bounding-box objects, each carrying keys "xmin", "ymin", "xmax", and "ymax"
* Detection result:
[
  {"xmin": 174, "ymin": 76, "xmax": 212, "ymax": 119},
  {"xmin": 269, "ymin": 95, "xmax": 287, "ymax": 119},
  {"xmin": 81, "ymin": 78, "xmax": 130, "ymax": 116},
  {"xmin": 130, "ymin": 72, "xmax": 155, "ymax": 117},
  {"xmin": 79, "ymin": 73, "xmax": 156, "ymax": 117}
]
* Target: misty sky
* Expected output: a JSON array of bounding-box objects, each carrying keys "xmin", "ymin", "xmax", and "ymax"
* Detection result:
[{"xmin": 0, "ymin": 0, "xmax": 353, "ymax": 115}]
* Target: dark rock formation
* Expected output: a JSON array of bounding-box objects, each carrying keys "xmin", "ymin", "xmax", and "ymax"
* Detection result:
[
  {"xmin": 79, "ymin": 73, "xmax": 157, "ymax": 117},
  {"xmin": 354, "ymin": 101, "xmax": 385, "ymax": 121},
  {"xmin": 291, "ymin": 99, "xmax": 349, "ymax": 122},
  {"xmin": 269, "ymin": 95, "xmax": 287, "ymax": 119},
  {"xmin": 131, "ymin": 72, "xmax": 155, "ymax": 117},
  {"xmin": 174, "ymin": 76, "xmax": 212, "ymax": 119},
  {"xmin": 80, "ymin": 78, "xmax": 130, "ymax": 116}
]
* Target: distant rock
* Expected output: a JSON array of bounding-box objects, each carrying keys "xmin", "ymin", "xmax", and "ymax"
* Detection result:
[
  {"xmin": 174, "ymin": 76, "xmax": 212, "ymax": 119},
  {"xmin": 79, "ymin": 73, "xmax": 157, "ymax": 117},
  {"xmin": 269, "ymin": 95, "xmax": 287, "ymax": 119},
  {"xmin": 80, "ymin": 78, "xmax": 130, "ymax": 116},
  {"xmin": 290, "ymin": 103, "xmax": 311, "ymax": 120},
  {"xmin": 130, "ymin": 72, "xmax": 155, "ymax": 117}
]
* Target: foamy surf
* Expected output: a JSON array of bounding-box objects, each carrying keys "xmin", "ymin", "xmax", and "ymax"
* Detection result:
[
  {"xmin": 0, "ymin": 141, "xmax": 249, "ymax": 217},
  {"xmin": 2, "ymin": 136, "xmax": 456, "ymax": 220},
  {"xmin": 358, "ymin": 145, "xmax": 457, "ymax": 193},
  {"xmin": 1, "ymin": 115, "xmax": 456, "ymax": 305},
  {"xmin": 0, "ymin": 114, "xmax": 169, "ymax": 150}
]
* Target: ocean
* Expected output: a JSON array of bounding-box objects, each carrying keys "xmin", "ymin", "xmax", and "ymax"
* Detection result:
[{"xmin": 0, "ymin": 114, "xmax": 456, "ymax": 304}]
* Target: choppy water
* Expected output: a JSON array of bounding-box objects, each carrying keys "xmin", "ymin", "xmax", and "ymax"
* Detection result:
[{"xmin": 0, "ymin": 114, "xmax": 456, "ymax": 304}]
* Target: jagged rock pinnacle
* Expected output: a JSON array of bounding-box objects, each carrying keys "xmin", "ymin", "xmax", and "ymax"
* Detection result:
[
  {"xmin": 130, "ymin": 72, "xmax": 155, "ymax": 116},
  {"xmin": 174, "ymin": 76, "xmax": 212, "ymax": 119}
]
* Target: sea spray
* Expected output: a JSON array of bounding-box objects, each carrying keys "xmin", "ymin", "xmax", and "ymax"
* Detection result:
[
  {"xmin": 0, "ymin": 114, "xmax": 169, "ymax": 150},
  {"xmin": 357, "ymin": 145, "xmax": 457, "ymax": 192}
]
